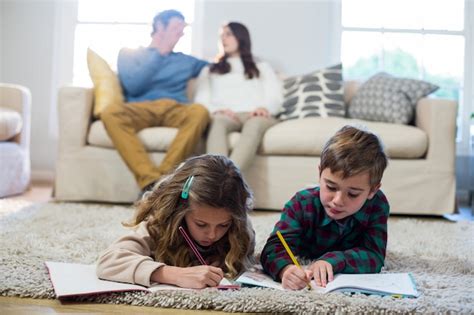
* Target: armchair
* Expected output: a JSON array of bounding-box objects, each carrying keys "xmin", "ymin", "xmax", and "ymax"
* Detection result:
[{"xmin": 0, "ymin": 83, "xmax": 31, "ymax": 197}]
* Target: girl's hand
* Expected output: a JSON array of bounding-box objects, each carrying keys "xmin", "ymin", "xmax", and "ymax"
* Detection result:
[
  {"xmin": 152, "ymin": 265, "xmax": 224, "ymax": 289},
  {"xmin": 209, "ymin": 260, "xmax": 222, "ymax": 267},
  {"xmin": 250, "ymin": 107, "xmax": 270, "ymax": 118},
  {"xmin": 309, "ymin": 260, "xmax": 334, "ymax": 287},
  {"xmin": 279, "ymin": 265, "xmax": 313, "ymax": 290}
]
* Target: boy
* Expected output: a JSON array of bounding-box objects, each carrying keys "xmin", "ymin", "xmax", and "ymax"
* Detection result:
[{"xmin": 260, "ymin": 125, "xmax": 389, "ymax": 290}]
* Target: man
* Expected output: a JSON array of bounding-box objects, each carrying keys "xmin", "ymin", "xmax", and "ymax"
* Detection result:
[{"xmin": 101, "ymin": 10, "xmax": 209, "ymax": 194}]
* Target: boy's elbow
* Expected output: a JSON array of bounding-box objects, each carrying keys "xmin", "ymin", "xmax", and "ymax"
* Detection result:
[
  {"xmin": 259, "ymin": 251, "xmax": 269, "ymax": 272},
  {"xmin": 373, "ymin": 263, "xmax": 383, "ymax": 273},
  {"xmin": 372, "ymin": 255, "xmax": 385, "ymax": 273}
]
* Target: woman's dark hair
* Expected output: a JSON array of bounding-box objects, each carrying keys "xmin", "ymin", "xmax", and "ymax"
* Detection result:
[{"xmin": 209, "ymin": 22, "xmax": 260, "ymax": 79}]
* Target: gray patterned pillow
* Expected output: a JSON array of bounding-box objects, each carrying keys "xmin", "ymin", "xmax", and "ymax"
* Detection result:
[
  {"xmin": 277, "ymin": 64, "xmax": 345, "ymax": 120},
  {"xmin": 348, "ymin": 72, "xmax": 439, "ymax": 124}
]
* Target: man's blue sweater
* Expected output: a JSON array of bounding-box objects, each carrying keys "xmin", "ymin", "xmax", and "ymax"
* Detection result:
[{"xmin": 118, "ymin": 47, "xmax": 207, "ymax": 103}]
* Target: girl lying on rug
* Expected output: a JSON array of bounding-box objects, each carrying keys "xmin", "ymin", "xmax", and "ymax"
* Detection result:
[
  {"xmin": 96, "ymin": 154, "xmax": 255, "ymax": 289},
  {"xmin": 260, "ymin": 125, "xmax": 390, "ymax": 290}
]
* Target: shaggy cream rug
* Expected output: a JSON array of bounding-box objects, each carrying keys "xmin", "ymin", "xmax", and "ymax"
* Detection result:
[{"xmin": 0, "ymin": 200, "xmax": 473, "ymax": 314}]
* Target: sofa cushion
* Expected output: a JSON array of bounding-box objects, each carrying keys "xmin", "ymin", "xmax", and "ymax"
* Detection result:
[
  {"xmin": 259, "ymin": 117, "xmax": 428, "ymax": 159},
  {"xmin": 88, "ymin": 118, "xmax": 428, "ymax": 159},
  {"xmin": 87, "ymin": 48, "xmax": 124, "ymax": 119},
  {"xmin": 277, "ymin": 64, "xmax": 345, "ymax": 120},
  {"xmin": 0, "ymin": 107, "xmax": 22, "ymax": 141},
  {"xmin": 88, "ymin": 120, "xmax": 178, "ymax": 152},
  {"xmin": 348, "ymin": 73, "xmax": 439, "ymax": 124}
]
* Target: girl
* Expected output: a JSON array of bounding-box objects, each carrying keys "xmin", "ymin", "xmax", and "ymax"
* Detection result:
[
  {"xmin": 194, "ymin": 22, "xmax": 283, "ymax": 171},
  {"xmin": 96, "ymin": 154, "xmax": 255, "ymax": 289}
]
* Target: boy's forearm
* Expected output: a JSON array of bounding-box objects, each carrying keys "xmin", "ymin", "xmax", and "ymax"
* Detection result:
[
  {"xmin": 317, "ymin": 252, "xmax": 346, "ymax": 273},
  {"xmin": 319, "ymin": 247, "xmax": 385, "ymax": 273},
  {"xmin": 260, "ymin": 239, "xmax": 293, "ymax": 281}
]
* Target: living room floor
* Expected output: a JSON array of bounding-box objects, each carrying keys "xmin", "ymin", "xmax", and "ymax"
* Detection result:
[{"xmin": 0, "ymin": 180, "xmax": 472, "ymax": 314}]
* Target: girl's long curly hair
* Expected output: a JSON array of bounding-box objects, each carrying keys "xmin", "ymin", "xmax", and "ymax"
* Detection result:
[
  {"xmin": 124, "ymin": 154, "xmax": 255, "ymax": 278},
  {"xmin": 209, "ymin": 22, "xmax": 260, "ymax": 79}
]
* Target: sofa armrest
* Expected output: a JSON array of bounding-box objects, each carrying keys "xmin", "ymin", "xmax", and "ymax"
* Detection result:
[
  {"xmin": 415, "ymin": 97, "xmax": 457, "ymax": 167},
  {"xmin": 0, "ymin": 83, "xmax": 31, "ymax": 151},
  {"xmin": 57, "ymin": 86, "xmax": 94, "ymax": 152}
]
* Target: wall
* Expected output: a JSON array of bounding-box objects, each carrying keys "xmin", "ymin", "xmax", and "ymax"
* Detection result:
[
  {"xmin": 193, "ymin": 0, "xmax": 341, "ymax": 76},
  {"xmin": 0, "ymin": 1, "xmax": 3, "ymax": 82},
  {"xmin": 456, "ymin": 0, "xmax": 474, "ymax": 203},
  {"xmin": 1, "ymin": 0, "xmax": 58, "ymax": 180}
]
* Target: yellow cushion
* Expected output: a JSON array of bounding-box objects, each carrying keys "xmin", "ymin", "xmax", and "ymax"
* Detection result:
[{"xmin": 87, "ymin": 48, "xmax": 124, "ymax": 118}]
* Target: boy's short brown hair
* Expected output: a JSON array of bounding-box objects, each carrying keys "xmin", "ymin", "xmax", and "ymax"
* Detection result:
[{"xmin": 320, "ymin": 125, "xmax": 388, "ymax": 188}]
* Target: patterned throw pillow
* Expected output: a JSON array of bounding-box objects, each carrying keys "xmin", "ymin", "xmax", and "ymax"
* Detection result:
[
  {"xmin": 87, "ymin": 48, "xmax": 124, "ymax": 118},
  {"xmin": 348, "ymin": 72, "xmax": 439, "ymax": 124},
  {"xmin": 277, "ymin": 64, "xmax": 345, "ymax": 121}
]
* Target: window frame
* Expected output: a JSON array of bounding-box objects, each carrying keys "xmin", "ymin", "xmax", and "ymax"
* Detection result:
[
  {"xmin": 341, "ymin": 0, "xmax": 472, "ymax": 156},
  {"xmin": 71, "ymin": 0, "xmax": 195, "ymax": 85}
]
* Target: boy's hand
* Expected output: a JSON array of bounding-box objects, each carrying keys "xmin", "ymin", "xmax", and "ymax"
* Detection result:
[
  {"xmin": 279, "ymin": 265, "xmax": 313, "ymax": 290},
  {"xmin": 309, "ymin": 260, "xmax": 334, "ymax": 287}
]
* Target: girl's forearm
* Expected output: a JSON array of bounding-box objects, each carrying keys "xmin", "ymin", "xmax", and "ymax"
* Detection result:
[{"xmin": 151, "ymin": 265, "xmax": 180, "ymax": 286}]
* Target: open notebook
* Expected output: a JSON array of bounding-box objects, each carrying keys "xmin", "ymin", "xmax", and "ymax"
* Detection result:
[
  {"xmin": 236, "ymin": 266, "xmax": 419, "ymax": 298},
  {"xmin": 45, "ymin": 261, "xmax": 237, "ymax": 299}
]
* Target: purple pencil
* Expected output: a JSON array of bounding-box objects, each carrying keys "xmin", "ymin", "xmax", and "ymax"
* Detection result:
[{"xmin": 178, "ymin": 226, "xmax": 207, "ymax": 265}]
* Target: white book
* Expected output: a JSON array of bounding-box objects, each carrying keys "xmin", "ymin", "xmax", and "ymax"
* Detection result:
[
  {"xmin": 45, "ymin": 261, "xmax": 236, "ymax": 299},
  {"xmin": 236, "ymin": 266, "xmax": 419, "ymax": 298}
]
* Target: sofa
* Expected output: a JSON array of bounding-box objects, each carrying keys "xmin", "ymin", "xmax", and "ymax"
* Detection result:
[
  {"xmin": 54, "ymin": 81, "xmax": 457, "ymax": 215},
  {"xmin": 0, "ymin": 83, "xmax": 31, "ymax": 198}
]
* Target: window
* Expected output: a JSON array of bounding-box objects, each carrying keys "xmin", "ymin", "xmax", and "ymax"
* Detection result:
[
  {"xmin": 341, "ymin": 0, "xmax": 469, "ymax": 145},
  {"xmin": 72, "ymin": 0, "xmax": 195, "ymax": 85}
]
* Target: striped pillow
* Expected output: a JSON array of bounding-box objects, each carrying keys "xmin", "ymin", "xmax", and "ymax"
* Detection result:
[{"xmin": 277, "ymin": 64, "xmax": 345, "ymax": 121}]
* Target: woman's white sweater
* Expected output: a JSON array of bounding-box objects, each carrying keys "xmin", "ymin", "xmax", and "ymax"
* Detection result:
[{"xmin": 194, "ymin": 57, "xmax": 283, "ymax": 115}]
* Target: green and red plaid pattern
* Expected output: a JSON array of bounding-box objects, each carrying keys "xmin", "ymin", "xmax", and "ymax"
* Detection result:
[{"xmin": 260, "ymin": 186, "xmax": 390, "ymax": 281}]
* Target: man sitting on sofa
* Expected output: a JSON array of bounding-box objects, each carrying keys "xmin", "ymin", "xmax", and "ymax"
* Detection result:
[{"xmin": 101, "ymin": 9, "xmax": 209, "ymax": 194}]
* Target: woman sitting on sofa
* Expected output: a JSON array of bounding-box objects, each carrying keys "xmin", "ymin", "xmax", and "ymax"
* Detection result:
[{"xmin": 194, "ymin": 22, "xmax": 282, "ymax": 171}]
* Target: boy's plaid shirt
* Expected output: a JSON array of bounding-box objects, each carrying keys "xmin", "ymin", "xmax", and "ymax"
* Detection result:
[{"xmin": 260, "ymin": 186, "xmax": 390, "ymax": 280}]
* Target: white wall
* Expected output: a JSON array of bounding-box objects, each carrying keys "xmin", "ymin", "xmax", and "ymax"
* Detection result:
[
  {"xmin": 0, "ymin": 1, "xmax": 4, "ymax": 82},
  {"xmin": 1, "ymin": 0, "xmax": 58, "ymax": 180},
  {"xmin": 193, "ymin": 0, "xmax": 341, "ymax": 76}
]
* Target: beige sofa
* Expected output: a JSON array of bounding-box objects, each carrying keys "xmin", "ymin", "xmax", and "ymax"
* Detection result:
[{"xmin": 54, "ymin": 82, "xmax": 457, "ymax": 215}]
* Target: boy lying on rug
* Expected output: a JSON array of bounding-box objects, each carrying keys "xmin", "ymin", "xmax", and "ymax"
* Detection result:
[
  {"xmin": 260, "ymin": 125, "xmax": 390, "ymax": 290},
  {"xmin": 96, "ymin": 154, "xmax": 255, "ymax": 289}
]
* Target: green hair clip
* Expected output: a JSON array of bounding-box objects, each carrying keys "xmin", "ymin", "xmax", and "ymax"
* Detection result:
[{"xmin": 181, "ymin": 176, "xmax": 194, "ymax": 199}]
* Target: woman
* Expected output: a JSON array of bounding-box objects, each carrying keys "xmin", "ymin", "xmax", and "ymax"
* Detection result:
[{"xmin": 195, "ymin": 22, "xmax": 283, "ymax": 171}]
